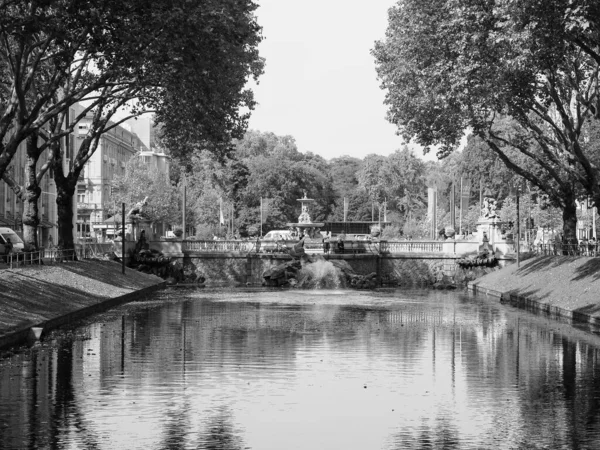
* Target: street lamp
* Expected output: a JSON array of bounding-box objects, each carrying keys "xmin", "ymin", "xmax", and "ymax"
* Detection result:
[
  {"xmin": 41, "ymin": 191, "xmax": 58, "ymax": 247},
  {"xmin": 510, "ymin": 182, "xmax": 523, "ymax": 267}
]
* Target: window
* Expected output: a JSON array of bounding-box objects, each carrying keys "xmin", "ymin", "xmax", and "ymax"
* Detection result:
[{"xmin": 77, "ymin": 185, "xmax": 86, "ymax": 203}]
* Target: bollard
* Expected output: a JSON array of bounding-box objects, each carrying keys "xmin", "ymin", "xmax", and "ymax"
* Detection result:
[{"xmin": 31, "ymin": 327, "xmax": 43, "ymax": 340}]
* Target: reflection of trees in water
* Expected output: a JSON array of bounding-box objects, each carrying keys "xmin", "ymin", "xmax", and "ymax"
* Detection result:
[
  {"xmin": 7, "ymin": 293, "xmax": 600, "ymax": 448},
  {"xmin": 50, "ymin": 339, "xmax": 103, "ymax": 450},
  {"xmin": 498, "ymin": 327, "xmax": 600, "ymax": 447},
  {"xmin": 198, "ymin": 406, "xmax": 244, "ymax": 450},
  {"xmin": 159, "ymin": 400, "xmax": 192, "ymax": 450},
  {"xmin": 387, "ymin": 417, "xmax": 460, "ymax": 450}
]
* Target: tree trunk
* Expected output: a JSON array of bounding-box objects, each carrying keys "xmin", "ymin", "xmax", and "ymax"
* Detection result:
[
  {"xmin": 562, "ymin": 196, "xmax": 578, "ymax": 245},
  {"xmin": 22, "ymin": 187, "xmax": 41, "ymax": 251},
  {"xmin": 56, "ymin": 184, "xmax": 76, "ymax": 251},
  {"xmin": 21, "ymin": 137, "xmax": 42, "ymax": 251},
  {"xmin": 51, "ymin": 137, "xmax": 79, "ymax": 252}
]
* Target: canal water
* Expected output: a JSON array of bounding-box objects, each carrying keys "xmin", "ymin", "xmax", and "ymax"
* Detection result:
[{"xmin": 2, "ymin": 288, "xmax": 600, "ymax": 449}]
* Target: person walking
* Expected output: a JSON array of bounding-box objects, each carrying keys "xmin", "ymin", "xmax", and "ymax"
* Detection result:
[
  {"xmin": 589, "ymin": 236, "xmax": 597, "ymax": 256},
  {"xmin": 323, "ymin": 235, "xmax": 330, "ymax": 255},
  {"xmin": 3, "ymin": 237, "xmax": 13, "ymax": 263},
  {"xmin": 336, "ymin": 235, "xmax": 345, "ymax": 254}
]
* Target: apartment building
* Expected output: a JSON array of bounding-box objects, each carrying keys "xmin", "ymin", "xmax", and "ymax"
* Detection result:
[{"xmin": 70, "ymin": 104, "xmax": 150, "ymax": 241}]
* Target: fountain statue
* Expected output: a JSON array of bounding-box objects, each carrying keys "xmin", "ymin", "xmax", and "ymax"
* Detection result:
[
  {"xmin": 127, "ymin": 196, "xmax": 149, "ymax": 221},
  {"xmin": 286, "ymin": 191, "xmax": 324, "ymax": 239}
]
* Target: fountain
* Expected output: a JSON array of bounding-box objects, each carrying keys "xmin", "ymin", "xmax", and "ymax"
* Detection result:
[
  {"xmin": 261, "ymin": 191, "xmax": 378, "ymax": 289},
  {"xmin": 286, "ymin": 191, "xmax": 324, "ymax": 239}
]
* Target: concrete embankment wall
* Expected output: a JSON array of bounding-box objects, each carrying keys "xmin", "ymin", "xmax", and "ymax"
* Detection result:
[
  {"xmin": 183, "ymin": 252, "xmax": 511, "ymax": 286},
  {"xmin": 0, "ymin": 260, "xmax": 164, "ymax": 351},
  {"xmin": 468, "ymin": 255, "xmax": 600, "ymax": 325}
]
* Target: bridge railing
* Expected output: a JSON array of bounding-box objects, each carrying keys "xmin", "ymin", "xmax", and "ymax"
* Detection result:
[
  {"xmin": 179, "ymin": 239, "xmax": 448, "ymax": 255},
  {"xmin": 380, "ymin": 240, "xmax": 444, "ymax": 253},
  {"xmin": 182, "ymin": 240, "xmax": 254, "ymax": 253}
]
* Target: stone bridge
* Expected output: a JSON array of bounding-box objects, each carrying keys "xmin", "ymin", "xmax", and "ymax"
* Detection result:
[{"xmin": 122, "ymin": 238, "xmax": 516, "ymax": 287}]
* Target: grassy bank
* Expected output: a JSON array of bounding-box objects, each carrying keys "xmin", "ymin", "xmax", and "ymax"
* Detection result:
[
  {"xmin": 469, "ymin": 256, "xmax": 600, "ymax": 322},
  {"xmin": 0, "ymin": 260, "xmax": 164, "ymax": 350}
]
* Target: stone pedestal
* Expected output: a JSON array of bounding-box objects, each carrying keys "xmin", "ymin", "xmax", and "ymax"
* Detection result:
[{"xmin": 475, "ymin": 218, "xmax": 513, "ymax": 256}]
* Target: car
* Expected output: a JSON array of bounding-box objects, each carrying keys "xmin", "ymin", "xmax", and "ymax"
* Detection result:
[
  {"xmin": 0, "ymin": 227, "xmax": 25, "ymax": 255},
  {"xmin": 263, "ymin": 230, "xmax": 294, "ymax": 241}
]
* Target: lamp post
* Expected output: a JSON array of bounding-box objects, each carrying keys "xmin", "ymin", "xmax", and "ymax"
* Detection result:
[
  {"xmin": 509, "ymin": 183, "xmax": 521, "ymax": 267},
  {"xmin": 122, "ymin": 203, "xmax": 125, "ymax": 274},
  {"xmin": 182, "ymin": 176, "xmax": 187, "ymax": 240},
  {"xmin": 516, "ymin": 187, "xmax": 520, "ymax": 267},
  {"xmin": 41, "ymin": 191, "xmax": 58, "ymax": 246}
]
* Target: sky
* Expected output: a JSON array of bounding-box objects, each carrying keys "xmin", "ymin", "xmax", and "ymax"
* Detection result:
[{"xmin": 247, "ymin": 0, "xmax": 433, "ymax": 162}]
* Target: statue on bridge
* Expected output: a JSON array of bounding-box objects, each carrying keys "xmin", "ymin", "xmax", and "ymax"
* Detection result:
[
  {"xmin": 481, "ymin": 196, "xmax": 498, "ymax": 219},
  {"xmin": 127, "ymin": 196, "xmax": 149, "ymax": 221}
]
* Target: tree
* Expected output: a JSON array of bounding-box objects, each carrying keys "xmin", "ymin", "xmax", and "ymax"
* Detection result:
[
  {"xmin": 47, "ymin": 0, "xmax": 263, "ymax": 250},
  {"xmin": 1, "ymin": 0, "xmax": 263, "ymax": 250},
  {"xmin": 215, "ymin": 131, "xmax": 337, "ymax": 235},
  {"xmin": 110, "ymin": 156, "xmax": 179, "ymax": 230},
  {"xmin": 380, "ymin": 146, "xmax": 427, "ymax": 221},
  {"xmin": 1, "ymin": 0, "xmax": 154, "ymax": 248},
  {"xmin": 372, "ymin": 0, "xmax": 600, "ymax": 242},
  {"xmin": 327, "ymin": 156, "xmax": 362, "ymax": 221}
]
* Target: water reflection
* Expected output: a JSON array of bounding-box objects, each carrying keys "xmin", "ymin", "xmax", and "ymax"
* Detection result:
[{"xmin": 1, "ymin": 289, "xmax": 600, "ymax": 449}]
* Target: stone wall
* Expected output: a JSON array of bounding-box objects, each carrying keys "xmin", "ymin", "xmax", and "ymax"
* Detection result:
[
  {"xmin": 181, "ymin": 252, "xmax": 510, "ymax": 287},
  {"xmin": 185, "ymin": 254, "xmax": 381, "ymax": 286},
  {"xmin": 380, "ymin": 255, "xmax": 455, "ymax": 287}
]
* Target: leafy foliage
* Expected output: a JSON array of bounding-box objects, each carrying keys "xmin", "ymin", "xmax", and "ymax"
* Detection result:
[
  {"xmin": 373, "ymin": 0, "xmax": 600, "ymax": 240},
  {"xmin": 110, "ymin": 157, "xmax": 179, "ymax": 225}
]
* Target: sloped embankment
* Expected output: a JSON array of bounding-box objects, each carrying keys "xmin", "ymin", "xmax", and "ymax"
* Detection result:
[
  {"xmin": 469, "ymin": 256, "xmax": 600, "ymax": 323},
  {"xmin": 0, "ymin": 260, "xmax": 164, "ymax": 349}
]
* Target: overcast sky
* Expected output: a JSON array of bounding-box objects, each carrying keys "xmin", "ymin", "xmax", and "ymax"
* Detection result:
[{"xmin": 247, "ymin": 0, "xmax": 434, "ymax": 161}]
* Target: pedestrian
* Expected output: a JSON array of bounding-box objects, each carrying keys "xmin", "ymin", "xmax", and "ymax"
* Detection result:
[
  {"xmin": 3, "ymin": 237, "xmax": 13, "ymax": 263},
  {"xmin": 336, "ymin": 234, "xmax": 344, "ymax": 254},
  {"xmin": 579, "ymin": 236, "xmax": 588, "ymax": 256},
  {"xmin": 47, "ymin": 234, "xmax": 54, "ymax": 248},
  {"xmin": 588, "ymin": 236, "xmax": 596, "ymax": 256},
  {"xmin": 323, "ymin": 235, "xmax": 330, "ymax": 254}
]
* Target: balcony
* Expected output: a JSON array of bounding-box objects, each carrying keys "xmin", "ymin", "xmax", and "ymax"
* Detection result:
[{"xmin": 77, "ymin": 202, "xmax": 100, "ymax": 211}]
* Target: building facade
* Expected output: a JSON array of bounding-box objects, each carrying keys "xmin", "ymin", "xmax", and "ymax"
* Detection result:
[{"xmin": 71, "ymin": 104, "xmax": 150, "ymax": 241}]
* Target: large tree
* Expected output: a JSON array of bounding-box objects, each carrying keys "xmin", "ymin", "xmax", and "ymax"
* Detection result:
[
  {"xmin": 48, "ymin": 0, "xmax": 263, "ymax": 250},
  {"xmin": 1, "ymin": 0, "xmax": 263, "ymax": 250},
  {"xmin": 110, "ymin": 156, "xmax": 179, "ymax": 231},
  {"xmin": 373, "ymin": 0, "xmax": 600, "ymax": 241},
  {"xmin": 380, "ymin": 146, "xmax": 427, "ymax": 221},
  {"xmin": 1, "ymin": 0, "xmax": 142, "ymax": 248}
]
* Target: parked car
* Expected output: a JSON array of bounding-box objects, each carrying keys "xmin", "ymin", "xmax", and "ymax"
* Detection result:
[
  {"xmin": 351, "ymin": 234, "xmax": 372, "ymax": 241},
  {"xmin": 0, "ymin": 227, "xmax": 25, "ymax": 256},
  {"xmin": 263, "ymin": 230, "xmax": 294, "ymax": 241},
  {"xmin": 261, "ymin": 230, "xmax": 294, "ymax": 252}
]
